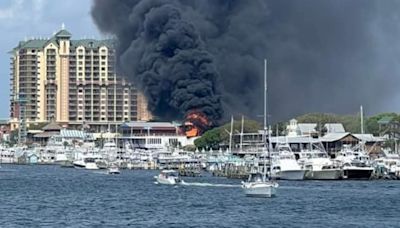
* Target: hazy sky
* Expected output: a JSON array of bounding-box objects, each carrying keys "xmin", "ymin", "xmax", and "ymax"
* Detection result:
[{"xmin": 0, "ymin": 0, "xmax": 100, "ymax": 118}]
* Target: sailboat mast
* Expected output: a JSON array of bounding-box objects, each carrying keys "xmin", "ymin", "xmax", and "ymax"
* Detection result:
[
  {"xmin": 263, "ymin": 59, "xmax": 269, "ymax": 180},
  {"xmin": 264, "ymin": 59, "xmax": 268, "ymax": 151},
  {"xmin": 229, "ymin": 116, "xmax": 234, "ymax": 153},
  {"xmin": 240, "ymin": 115, "xmax": 244, "ymax": 153}
]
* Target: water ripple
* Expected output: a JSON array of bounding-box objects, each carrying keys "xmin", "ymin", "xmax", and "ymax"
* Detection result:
[{"xmin": 0, "ymin": 165, "xmax": 399, "ymax": 227}]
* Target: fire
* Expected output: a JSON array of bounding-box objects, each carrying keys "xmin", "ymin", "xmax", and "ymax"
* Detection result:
[{"xmin": 184, "ymin": 111, "xmax": 211, "ymax": 138}]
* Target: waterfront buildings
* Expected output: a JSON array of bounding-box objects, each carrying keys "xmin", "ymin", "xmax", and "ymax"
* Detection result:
[{"xmin": 9, "ymin": 26, "xmax": 152, "ymax": 136}]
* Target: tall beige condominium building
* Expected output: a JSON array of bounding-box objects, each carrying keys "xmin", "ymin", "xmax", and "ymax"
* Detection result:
[
  {"xmin": 137, "ymin": 93, "xmax": 153, "ymax": 122},
  {"xmin": 9, "ymin": 27, "xmax": 152, "ymax": 132}
]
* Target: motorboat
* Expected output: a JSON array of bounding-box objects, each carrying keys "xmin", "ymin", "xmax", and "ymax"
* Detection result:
[
  {"xmin": 298, "ymin": 149, "xmax": 342, "ymax": 180},
  {"xmin": 73, "ymin": 157, "xmax": 100, "ymax": 170},
  {"xmin": 335, "ymin": 145, "xmax": 373, "ymax": 180},
  {"xmin": 108, "ymin": 164, "xmax": 120, "ymax": 174},
  {"xmin": 0, "ymin": 147, "xmax": 16, "ymax": 164},
  {"xmin": 85, "ymin": 157, "xmax": 99, "ymax": 170},
  {"xmin": 242, "ymin": 172, "xmax": 279, "ymax": 198},
  {"xmin": 271, "ymin": 143, "xmax": 305, "ymax": 180},
  {"xmin": 374, "ymin": 148, "xmax": 400, "ymax": 178},
  {"xmin": 154, "ymin": 170, "xmax": 181, "ymax": 185}
]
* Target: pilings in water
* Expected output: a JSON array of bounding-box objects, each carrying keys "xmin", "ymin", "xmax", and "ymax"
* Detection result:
[
  {"xmin": 178, "ymin": 163, "xmax": 202, "ymax": 177},
  {"xmin": 370, "ymin": 165, "xmax": 400, "ymax": 180},
  {"xmin": 211, "ymin": 163, "xmax": 252, "ymax": 179}
]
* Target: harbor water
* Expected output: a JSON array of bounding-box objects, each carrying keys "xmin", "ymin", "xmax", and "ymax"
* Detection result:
[{"xmin": 0, "ymin": 165, "xmax": 399, "ymax": 227}]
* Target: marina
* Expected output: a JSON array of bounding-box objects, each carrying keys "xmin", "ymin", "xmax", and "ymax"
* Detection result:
[{"xmin": 1, "ymin": 0, "xmax": 400, "ymax": 227}]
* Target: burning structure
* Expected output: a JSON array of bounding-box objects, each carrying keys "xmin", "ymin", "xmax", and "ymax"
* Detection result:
[
  {"xmin": 92, "ymin": 0, "xmax": 223, "ymax": 133},
  {"xmin": 183, "ymin": 111, "xmax": 212, "ymax": 138}
]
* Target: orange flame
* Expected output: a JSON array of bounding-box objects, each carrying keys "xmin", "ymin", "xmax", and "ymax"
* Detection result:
[{"xmin": 184, "ymin": 111, "xmax": 211, "ymax": 138}]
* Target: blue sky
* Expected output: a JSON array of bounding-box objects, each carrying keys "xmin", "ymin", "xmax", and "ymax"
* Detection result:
[{"xmin": 0, "ymin": 0, "xmax": 101, "ymax": 118}]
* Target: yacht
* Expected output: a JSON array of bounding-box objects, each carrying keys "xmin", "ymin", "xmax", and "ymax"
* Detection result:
[
  {"xmin": 298, "ymin": 141, "xmax": 342, "ymax": 180},
  {"xmin": 0, "ymin": 147, "xmax": 16, "ymax": 164},
  {"xmin": 154, "ymin": 170, "xmax": 181, "ymax": 185},
  {"xmin": 375, "ymin": 148, "xmax": 400, "ymax": 177},
  {"xmin": 73, "ymin": 152, "xmax": 101, "ymax": 170},
  {"xmin": 299, "ymin": 151, "xmax": 342, "ymax": 180},
  {"xmin": 108, "ymin": 163, "xmax": 120, "ymax": 174},
  {"xmin": 335, "ymin": 145, "xmax": 373, "ymax": 180},
  {"xmin": 271, "ymin": 143, "xmax": 305, "ymax": 180}
]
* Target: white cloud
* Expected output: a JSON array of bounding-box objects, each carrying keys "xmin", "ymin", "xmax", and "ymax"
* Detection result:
[
  {"xmin": 0, "ymin": 0, "xmax": 23, "ymax": 20},
  {"xmin": 0, "ymin": 0, "xmax": 45, "ymax": 23}
]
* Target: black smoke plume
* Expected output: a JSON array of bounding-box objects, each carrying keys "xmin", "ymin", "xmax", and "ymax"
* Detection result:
[{"xmin": 92, "ymin": 0, "xmax": 400, "ymax": 122}]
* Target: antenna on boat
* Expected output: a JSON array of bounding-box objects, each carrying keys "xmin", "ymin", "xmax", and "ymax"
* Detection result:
[
  {"xmin": 240, "ymin": 115, "xmax": 244, "ymax": 153},
  {"xmin": 229, "ymin": 115, "xmax": 234, "ymax": 153},
  {"xmin": 360, "ymin": 105, "xmax": 364, "ymax": 134}
]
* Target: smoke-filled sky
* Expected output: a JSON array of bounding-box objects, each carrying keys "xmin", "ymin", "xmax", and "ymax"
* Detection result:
[
  {"xmin": 89, "ymin": 0, "xmax": 400, "ymax": 123},
  {"xmin": 0, "ymin": 0, "xmax": 400, "ymax": 120}
]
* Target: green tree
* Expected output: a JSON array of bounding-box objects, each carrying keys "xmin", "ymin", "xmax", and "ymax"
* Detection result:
[
  {"xmin": 28, "ymin": 122, "xmax": 48, "ymax": 130},
  {"xmin": 365, "ymin": 113, "xmax": 397, "ymax": 135},
  {"xmin": 271, "ymin": 122, "xmax": 287, "ymax": 136},
  {"xmin": 194, "ymin": 118, "xmax": 261, "ymax": 149},
  {"xmin": 63, "ymin": 141, "xmax": 69, "ymax": 149}
]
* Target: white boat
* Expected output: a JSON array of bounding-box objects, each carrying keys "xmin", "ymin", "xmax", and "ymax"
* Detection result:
[
  {"xmin": 154, "ymin": 170, "xmax": 181, "ymax": 185},
  {"xmin": 301, "ymin": 152, "xmax": 342, "ymax": 180},
  {"xmin": 298, "ymin": 144, "xmax": 342, "ymax": 180},
  {"xmin": 335, "ymin": 145, "xmax": 373, "ymax": 180},
  {"xmin": 242, "ymin": 172, "xmax": 279, "ymax": 197},
  {"xmin": 272, "ymin": 143, "xmax": 305, "ymax": 180},
  {"xmin": 108, "ymin": 164, "xmax": 120, "ymax": 174},
  {"xmin": 374, "ymin": 148, "xmax": 400, "ymax": 177},
  {"xmin": 0, "ymin": 147, "xmax": 16, "ymax": 164},
  {"xmin": 85, "ymin": 158, "xmax": 100, "ymax": 170},
  {"xmin": 73, "ymin": 156, "xmax": 100, "ymax": 170},
  {"xmin": 242, "ymin": 59, "xmax": 278, "ymax": 198}
]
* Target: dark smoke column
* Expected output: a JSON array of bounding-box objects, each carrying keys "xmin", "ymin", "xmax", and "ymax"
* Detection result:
[{"xmin": 91, "ymin": 0, "xmax": 223, "ymax": 125}]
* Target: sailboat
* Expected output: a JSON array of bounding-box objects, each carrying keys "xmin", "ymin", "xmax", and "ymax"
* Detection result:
[{"xmin": 242, "ymin": 59, "xmax": 279, "ymax": 198}]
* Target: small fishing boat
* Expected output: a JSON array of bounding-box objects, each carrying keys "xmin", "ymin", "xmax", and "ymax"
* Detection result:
[
  {"xmin": 242, "ymin": 172, "xmax": 279, "ymax": 197},
  {"xmin": 154, "ymin": 170, "xmax": 181, "ymax": 185},
  {"xmin": 108, "ymin": 164, "xmax": 120, "ymax": 174}
]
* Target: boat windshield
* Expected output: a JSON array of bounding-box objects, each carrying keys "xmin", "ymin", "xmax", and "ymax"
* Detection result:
[
  {"xmin": 249, "ymin": 173, "xmax": 264, "ymax": 182},
  {"xmin": 84, "ymin": 158, "xmax": 96, "ymax": 163},
  {"xmin": 168, "ymin": 172, "xmax": 178, "ymax": 177},
  {"xmin": 315, "ymin": 153, "xmax": 328, "ymax": 158},
  {"xmin": 162, "ymin": 171, "xmax": 178, "ymax": 177}
]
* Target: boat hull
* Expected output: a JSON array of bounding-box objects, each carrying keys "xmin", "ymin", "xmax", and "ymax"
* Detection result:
[
  {"xmin": 342, "ymin": 167, "xmax": 373, "ymax": 180},
  {"xmin": 305, "ymin": 169, "xmax": 342, "ymax": 180},
  {"xmin": 242, "ymin": 182, "xmax": 278, "ymax": 198},
  {"xmin": 108, "ymin": 171, "xmax": 120, "ymax": 174},
  {"xmin": 154, "ymin": 176, "xmax": 180, "ymax": 185},
  {"xmin": 73, "ymin": 161, "xmax": 86, "ymax": 169},
  {"xmin": 85, "ymin": 163, "xmax": 99, "ymax": 170},
  {"xmin": 280, "ymin": 170, "xmax": 305, "ymax": 180}
]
